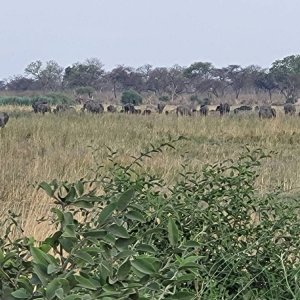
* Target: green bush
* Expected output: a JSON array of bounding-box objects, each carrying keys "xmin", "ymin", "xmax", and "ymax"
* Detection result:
[
  {"xmin": 121, "ymin": 89, "xmax": 143, "ymax": 105},
  {"xmin": 190, "ymin": 95, "xmax": 211, "ymax": 106},
  {"xmin": 158, "ymin": 95, "xmax": 170, "ymax": 102},
  {"xmin": 1, "ymin": 140, "xmax": 300, "ymax": 299},
  {"xmin": 0, "ymin": 96, "xmax": 34, "ymax": 106},
  {"xmin": 75, "ymin": 86, "xmax": 95, "ymax": 97},
  {"xmin": 0, "ymin": 94, "xmax": 73, "ymax": 106},
  {"xmin": 190, "ymin": 94, "xmax": 199, "ymax": 102}
]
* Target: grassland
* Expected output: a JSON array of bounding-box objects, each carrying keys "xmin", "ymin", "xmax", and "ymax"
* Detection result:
[{"xmin": 1, "ymin": 106, "xmax": 300, "ymax": 239}]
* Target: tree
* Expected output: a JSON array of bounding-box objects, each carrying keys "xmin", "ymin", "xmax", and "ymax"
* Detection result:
[
  {"xmin": 254, "ymin": 71, "xmax": 278, "ymax": 100},
  {"xmin": 75, "ymin": 86, "xmax": 95, "ymax": 98},
  {"xmin": 183, "ymin": 62, "xmax": 215, "ymax": 95},
  {"xmin": 270, "ymin": 55, "xmax": 300, "ymax": 102},
  {"xmin": 209, "ymin": 67, "xmax": 231, "ymax": 98},
  {"xmin": 121, "ymin": 89, "xmax": 143, "ymax": 105},
  {"xmin": 225, "ymin": 65, "xmax": 253, "ymax": 99},
  {"xmin": 108, "ymin": 66, "xmax": 131, "ymax": 98},
  {"xmin": 0, "ymin": 80, "xmax": 6, "ymax": 90},
  {"xmin": 146, "ymin": 67, "xmax": 170, "ymax": 95},
  {"xmin": 25, "ymin": 60, "xmax": 63, "ymax": 90},
  {"xmin": 63, "ymin": 58, "xmax": 104, "ymax": 89},
  {"xmin": 6, "ymin": 75, "xmax": 37, "ymax": 91},
  {"xmin": 166, "ymin": 65, "xmax": 186, "ymax": 101}
]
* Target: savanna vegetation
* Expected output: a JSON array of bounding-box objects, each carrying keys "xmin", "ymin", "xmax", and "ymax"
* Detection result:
[
  {"xmin": 2, "ymin": 54, "xmax": 300, "ymax": 106},
  {"xmin": 2, "ymin": 55, "xmax": 300, "ymax": 298}
]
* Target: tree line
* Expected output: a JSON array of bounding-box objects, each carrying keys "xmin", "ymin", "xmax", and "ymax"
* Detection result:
[{"xmin": 2, "ymin": 55, "xmax": 300, "ymax": 103}]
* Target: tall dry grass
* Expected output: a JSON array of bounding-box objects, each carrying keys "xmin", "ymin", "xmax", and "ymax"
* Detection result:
[{"xmin": 1, "ymin": 107, "xmax": 300, "ymax": 239}]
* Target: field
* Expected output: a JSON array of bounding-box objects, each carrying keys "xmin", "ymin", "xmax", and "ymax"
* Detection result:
[{"xmin": 1, "ymin": 105, "xmax": 300, "ymax": 240}]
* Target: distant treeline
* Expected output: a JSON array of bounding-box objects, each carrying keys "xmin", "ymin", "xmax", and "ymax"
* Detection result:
[{"xmin": 1, "ymin": 55, "xmax": 300, "ymax": 103}]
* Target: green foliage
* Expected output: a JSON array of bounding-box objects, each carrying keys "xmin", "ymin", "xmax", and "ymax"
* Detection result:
[
  {"xmin": 1, "ymin": 140, "xmax": 300, "ymax": 299},
  {"xmin": 158, "ymin": 95, "xmax": 170, "ymax": 102},
  {"xmin": 0, "ymin": 94, "xmax": 73, "ymax": 106},
  {"xmin": 286, "ymin": 97, "xmax": 297, "ymax": 104},
  {"xmin": 190, "ymin": 94, "xmax": 199, "ymax": 102},
  {"xmin": 190, "ymin": 95, "xmax": 211, "ymax": 105},
  {"xmin": 75, "ymin": 87, "xmax": 95, "ymax": 97},
  {"xmin": 121, "ymin": 89, "xmax": 143, "ymax": 105}
]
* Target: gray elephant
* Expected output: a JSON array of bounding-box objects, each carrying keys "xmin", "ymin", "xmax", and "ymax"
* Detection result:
[
  {"xmin": 258, "ymin": 106, "xmax": 276, "ymax": 118},
  {"xmin": 0, "ymin": 112, "xmax": 9, "ymax": 128},
  {"xmin": 142, "ymin": 109, "xmax": 152, "ymax": 115},
  {"xmin": 123, "ymin": 103, "xmax": 135, "ymax": 114},
  {"xmin": 176, "ymin": 105, "xmax": 191, "ymax": 116},
  {"xmin": 32, "ymin": 101, "xmax": 51, "ymax": 114},
  {"xmin": 53, "ymin": 104, "xmax": 75, "ymax": 114},
  {"xmin": 283, "ymin": 103, "xmax": 296, "ymax": 115},
  {"xmin": 217, "ymin": 103, "xmax": 230, "ymax": 115},
  {"xmin": 82, "ymin": 100, "xmax": 104, "ymax": 113},
  {"xmin": 199, "ymin": 105, "xmax": 209, "ymax": 116},
  {"xmin": 157, "ymin": 103, "xmax": 166, "ymax": 114},
  {"xmin": 233, "ymin": 105, "xmax": 252, "ymax": 114},
  {"xmin": 107, "ymin": 105, "xmax": 117, "ymax": 113}
]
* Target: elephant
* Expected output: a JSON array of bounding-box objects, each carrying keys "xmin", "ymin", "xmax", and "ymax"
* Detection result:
[
  {"xmin": 258, "ymin": 106, "xmax": 276, "ymax": 118},
  {"xmin": 107, "ymin": 105, "xmax": 117, "ymax": 113},
  {"xmin": 0, "ymin": 112, "xmax": 9, "ymax": 128},
  {"xmin": 176, "ymin": 105, "xmax": 192, "ymax": 116},
  {"xmin": 142, "ymin": 109, "xmax": 152, "ymax": 115},
  {"xmin": 53, "ymin": 104, "xmax": 75, "ymax": 114},
  {"xmin": 217, "ymin": 103, "xmax": 230, "ymax": 115},
  {"xmin": 233, "ymin": 105, "xmax": 252, "ymax": 114},
  {"xmin": 283, "ymin": 103, "xmax": 296, "ymax": 115},
  {"xmin": 32, "ymin": 101, "xmax": 51, "ymax": 114},
  {"xmin": 199, "ymin": 105, "xmax": 209, "ymax": 116},
  {"xmin": 123, "ymin": 103, "xmax": 135, "ymax": 114},
  {"xmin": 82, "ymin": 100, "xmax": 104, "ymax": 113},
  {"xmin": 157, "ymin": 103, "xmax": 166, "ymax": 114}
]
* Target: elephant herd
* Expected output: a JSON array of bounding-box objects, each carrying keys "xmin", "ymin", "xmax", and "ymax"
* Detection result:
[{"xmin": 0, "ymin": 100, "xmax": 299, "ymax": 129}]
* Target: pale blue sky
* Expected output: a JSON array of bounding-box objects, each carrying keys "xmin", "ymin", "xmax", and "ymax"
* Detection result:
[{"xmin": 1, "ymin": 0, "xmax": 300, "ymax": 78}]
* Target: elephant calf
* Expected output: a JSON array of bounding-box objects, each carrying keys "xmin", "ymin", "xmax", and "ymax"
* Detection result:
[{"xmin": 0, "ymin": 112, "xmax": 9, "ymax": 128}]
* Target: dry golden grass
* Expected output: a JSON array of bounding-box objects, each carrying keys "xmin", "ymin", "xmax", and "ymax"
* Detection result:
[{"xmin": 1, "ymin": 106, "xmax": 300, "ymax": 239}]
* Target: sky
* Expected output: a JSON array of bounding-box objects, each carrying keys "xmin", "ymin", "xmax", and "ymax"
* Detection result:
[{"xmin": 1, "ymin": 0, "xmax": 300, "ymax": 78}]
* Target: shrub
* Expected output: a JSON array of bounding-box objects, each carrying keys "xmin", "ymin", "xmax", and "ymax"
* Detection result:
[
  {"xmin": 44, "ymin": 93, "xmax": 73, "ymax": 105},
  {"xmin": 190, "ymin": 94, "xmax": 199, "ymax": 102},
  {"xmin": 121, "ymin": 89, "xmax": 143, "ymax": 105},
  {"xmin": 0, "ymin": 96, "xmax": 34, "ymax": 106},
  {"xmin": 75, "ymin": 86, "xmax": 95, "ymax": 97},
  {"xmin": 0, "ymin": 94, "xmax": 73, "ymax": 106},
  {"xmin": 1, "ymin": 140, "xmax": 300, "ymax": 299},
  {"xmin": 286, "ymin": 97, "xmax": 296, "ymax": 104},
  {"xmin": 158, "ymin": 95, "xmax": 170, "ymax": 102},
  {"xmin": 201, "ymin": 97, "xmax": 211, "ymax": 105},
  {"xmin": 190, "ymin": 95, "xmax": 211, "ymax": 106}
]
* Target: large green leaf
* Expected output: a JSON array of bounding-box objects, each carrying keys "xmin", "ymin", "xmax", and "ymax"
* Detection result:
[
  {"xmin": 74, "ymin": 275, "xmax": 98, "ymax": 290},
  {"xmin": 30, "ymin": 246, "xmax": 57, "ymax": 266},
  {"xmin": 72, "ymin": 200, "xmax": 94, "ymax": 209},
  {"xmin": 117, "ymin": 259, "xmax": 131, "ymax": 280},
  {"xmin": 11, "ymin": 288, "xmax": 30, "ymax": 299},
  {"xmin": 46, "ymin": 278, "xmax": 61, "ymax": 299},
  {"xmin": 117, "ymin": 189, "xmax": 135, "ymax": 211},
  {"xmin": 136, "ymin": 244, "xmax": 157, "ymax": 254},
  {"xmin": 131, "ymin": 256, "xmax": 159, "ymax": 275},
  {"xmin": 39, "ymin": 182, "xmax": 54, "ymax": 197},
  {"xmin": 107, "ymin": 224, "xmax": 130, "ymax": 238},
  {"xmin": 98, "ymin": 202, "xmax": 117, "ymax": 225},
  {"xmin": 168, "ymin": 217, "xmax": 179, "ymax": 246},
  {"xmin": 125, "ymin": 210, "xmax": 146, "ymax": 222},
  {"xmin": 74, "ymin": 250, "xmax": 95, "ymax": 265}
]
